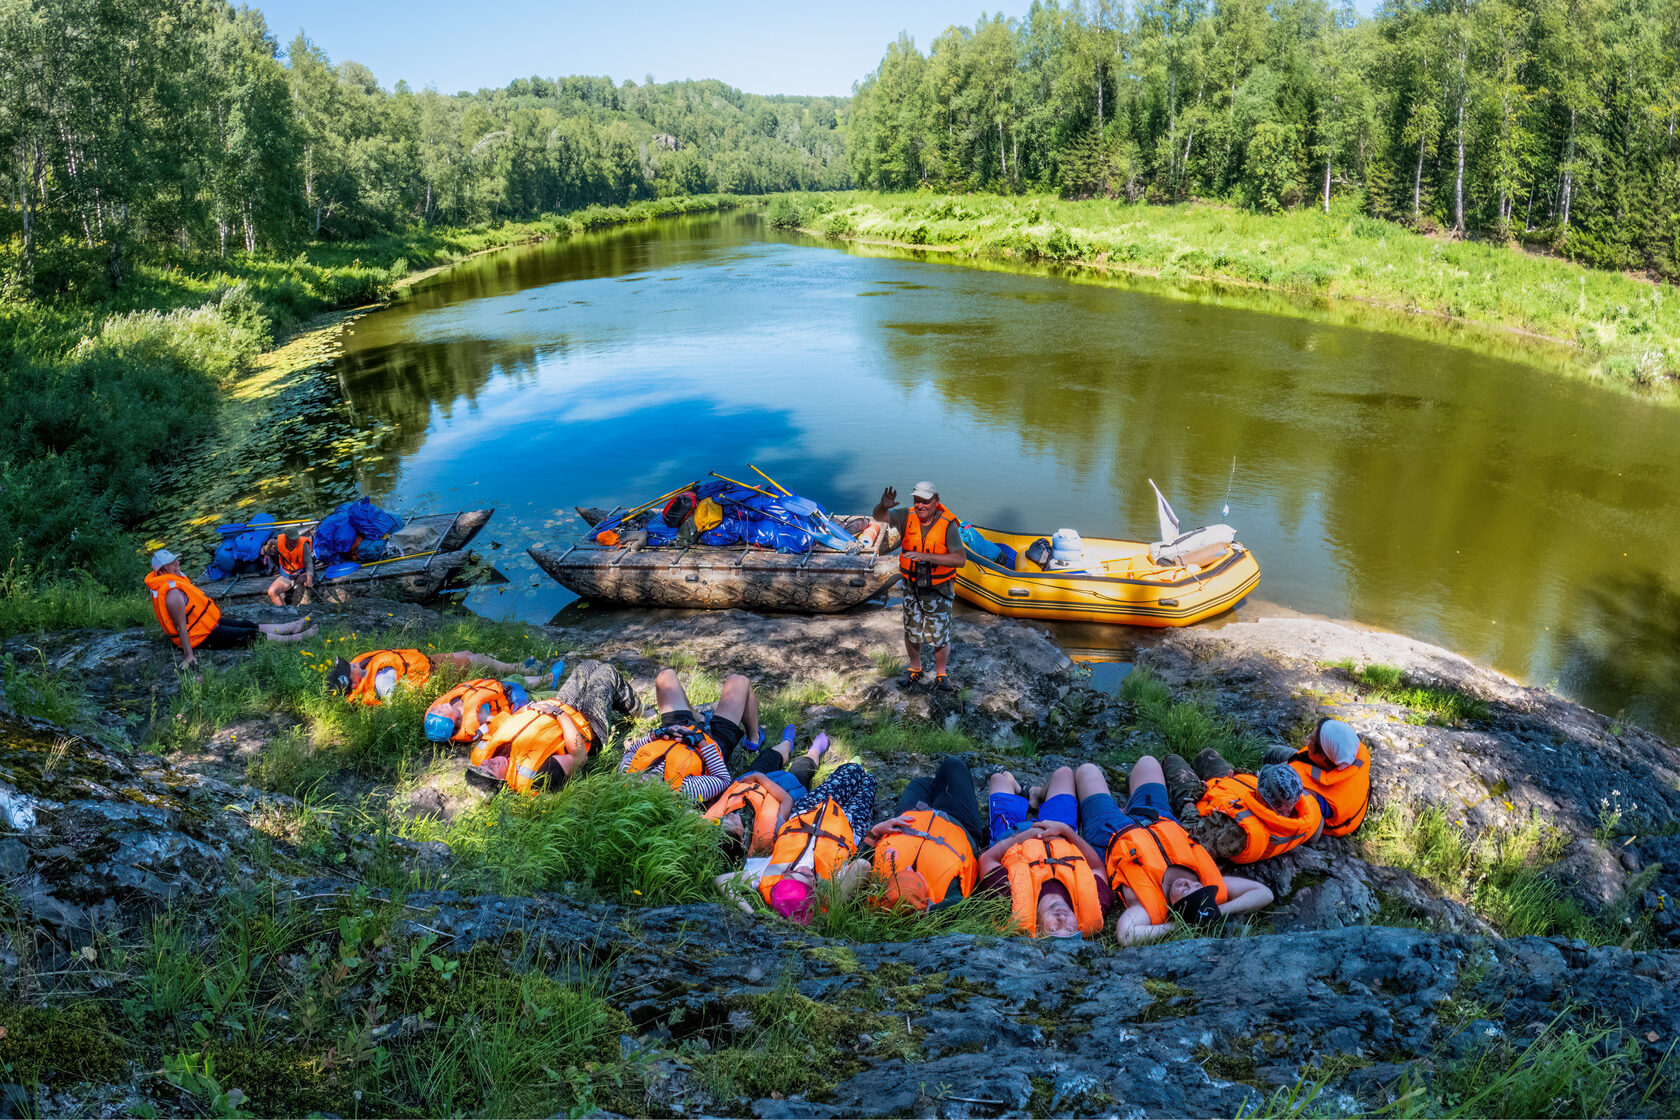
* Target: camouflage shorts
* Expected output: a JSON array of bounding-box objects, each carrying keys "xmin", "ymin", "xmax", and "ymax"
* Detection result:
[{"xmin": 903, "ymin": 590, "xmax": 953, "ymax": 648}]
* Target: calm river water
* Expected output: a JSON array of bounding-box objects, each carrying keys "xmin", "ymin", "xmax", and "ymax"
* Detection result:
[{"xmin": 319, "ymin": 210, "xmax": 1680, "ymax": 738}]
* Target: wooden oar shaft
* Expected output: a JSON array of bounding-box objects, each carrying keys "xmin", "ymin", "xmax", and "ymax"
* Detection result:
[{"xmin": 708, "ymin": 472, "xmax": 781, "ymax": 500}]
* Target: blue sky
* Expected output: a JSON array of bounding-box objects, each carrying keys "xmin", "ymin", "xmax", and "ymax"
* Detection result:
[{"xmin": 249, "ymin": 0, "xmax": 991, "ymax": 98}]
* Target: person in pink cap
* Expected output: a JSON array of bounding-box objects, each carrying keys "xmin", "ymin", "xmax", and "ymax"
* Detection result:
[{"xmin": 715, "ymin": 761, "xmax": 877, "ymax": 925}]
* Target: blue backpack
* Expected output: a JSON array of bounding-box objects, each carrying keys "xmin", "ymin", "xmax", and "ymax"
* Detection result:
[{"xmin": 205, "ymin": 514, "xmax": 275, "ymax": 581}]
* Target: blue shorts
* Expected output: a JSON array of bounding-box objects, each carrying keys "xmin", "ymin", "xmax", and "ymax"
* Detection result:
[
  {"xmin": 989, "ymin": 791, "xmax": 1079, "ymax": 846},
  {"xmin": 1078, "ymin": 782, "xmax": 1177, "ymax": 852},
  {"xmin": 765, "ymin": 771, "xmax": 808, "ymax": 800}
]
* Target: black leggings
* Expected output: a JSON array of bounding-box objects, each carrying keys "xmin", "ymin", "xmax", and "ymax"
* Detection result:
[
  {"xmin": 897, "ymin": 754, "xmax": 985, "ymax": 853},
  {"xmin": 195, "ymin": 618, "xmax": 263, "ymax": 650},
  {"xmin": 739, "ymin": 744, "xmax": 818, "ymax": 790}
]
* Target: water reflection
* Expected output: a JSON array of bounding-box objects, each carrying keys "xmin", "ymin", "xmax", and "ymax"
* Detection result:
[{"xmin": 269, "ymin": 211, "xmax": 1680, "ymax": 740}]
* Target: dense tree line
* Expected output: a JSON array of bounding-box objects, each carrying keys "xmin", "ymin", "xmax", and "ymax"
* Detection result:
[
  {"xmin": 0, "ymin": 0, "xmax": 850, "ymax": 294},
  {"xmin": 848, "ymin": 0, "xmax": 1680, "ymax": 277}
]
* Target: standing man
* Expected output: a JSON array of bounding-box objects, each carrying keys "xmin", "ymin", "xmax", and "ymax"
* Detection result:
[
  {"xmin": 146, "ymin": 550, "xmax": 316, "ymax": 669},
  {"xmin": 874, "ymin": 481, "xmax": 966, "ymax": 691}
]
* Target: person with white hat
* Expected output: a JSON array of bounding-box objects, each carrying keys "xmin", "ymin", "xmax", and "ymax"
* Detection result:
[
  {"xmin": 144, "ymin": 550, "xmax": 316, "ymax": 669},
  {"xmin": 873, "ymin": 481, "xmax": 966, "ymax": 691}
]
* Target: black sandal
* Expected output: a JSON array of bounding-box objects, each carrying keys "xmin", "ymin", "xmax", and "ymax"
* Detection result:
[
  {"xmin": 933, "ymin": 674, "xmax": 956, "ymax": 692},
  {"xmin": 902, "ymin": 667, "xmax": 925, "ymax": 687}
]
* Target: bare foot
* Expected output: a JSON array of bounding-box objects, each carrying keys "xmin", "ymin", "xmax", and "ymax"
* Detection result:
[{"xmin": 1027, "ymin": 785, "xmax": 1045, "ymax": 810}]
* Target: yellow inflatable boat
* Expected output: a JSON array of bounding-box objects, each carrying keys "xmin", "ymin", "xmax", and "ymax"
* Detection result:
[{"xmin": 954, "ymin": 524, "xmax": 1261, "ymax": 627}]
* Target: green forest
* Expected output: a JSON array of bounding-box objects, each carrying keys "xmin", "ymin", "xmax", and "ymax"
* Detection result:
[
  {"xmin": 848, "ymin": 0, "xmax": 1680, "ymax": 279},
  {"xmin": 0, "ymin": 0, "xmax": 848, "ymax": 295}
]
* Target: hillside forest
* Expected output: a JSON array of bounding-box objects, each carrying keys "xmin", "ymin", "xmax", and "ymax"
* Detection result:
[
  {"xmin": 848, "ymin": 0, "xmax": 1680, "ymax": 279},
  {"xmin": 0, "ymin": 0, "xmax": 849, "ymax": 295}
]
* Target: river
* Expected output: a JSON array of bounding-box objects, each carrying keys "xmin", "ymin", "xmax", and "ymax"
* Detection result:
[{"xmin": 278, "ymin": 210, "xmax": 1680, "ymax": 738}]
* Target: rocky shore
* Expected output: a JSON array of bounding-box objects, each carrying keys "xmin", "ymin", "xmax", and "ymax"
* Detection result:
[{"xmin": 2, "ymin": 599, "xmax": 1677, "ymax": 1116}]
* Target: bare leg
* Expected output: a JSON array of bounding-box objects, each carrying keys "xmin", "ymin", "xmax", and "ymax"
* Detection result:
[
  {"xmin": 934, "ymin": 643, "xmax": 950, "ymax": 675},
  {"xmin": 259, "ymin": 625, "xmax": 317, "ymax": 643},
  {"xmin": 255, "ymin": 617, "xmax": 312, "ymax": 634},
  {"xmin": 713, "ymin": 674, "xmax": 760, "ymax": 743},
  {"xmin": 265, "ymin": 578, "xmax": 288, "ymax": 607},
  {"xmin": 654, "ymin": 667, "xmax": 692, "ymax": 715},
  {"xmin": 988, "ymin": 770, "xmax": 1022, "ymax": 798},
  {"xmin": 1073, "ymin": 762, "xmax": 1112, "ymax": 801},
  {"xmin": 905, "ymin": 637, "xmax": 923, "ymax": 673},
  {"xmin": 445, "ymin": 651, "xmax": 527, "ymax": 675},
  {"xmin": 1128, "ymin": 755, "xmax": 1166, "ymax": 795},
  {"xmin": 1044, "ymin": 766, "xmax": 1076, "ymax": 802}
]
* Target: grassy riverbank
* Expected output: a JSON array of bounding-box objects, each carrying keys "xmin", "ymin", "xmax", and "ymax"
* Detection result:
[
  {"xmin": 772, "ymin": 191, "xmax": 1680, "ymax": 396},
  {"xmin": 0, "ymin": 195, "xmax": 742, "ymax": 633}
]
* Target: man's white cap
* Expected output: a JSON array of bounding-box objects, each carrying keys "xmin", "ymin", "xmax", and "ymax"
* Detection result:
[
  {"xmin": 151, "ymin": 548, "xmax": 179, "ymax": 571},
  {"xmin": 911, "ymin": 481, "xmax": 938, "ymax": 499},
  {"xmin": 1317, "ymin": 719, "xmax": 1361, "ymax": 766}
]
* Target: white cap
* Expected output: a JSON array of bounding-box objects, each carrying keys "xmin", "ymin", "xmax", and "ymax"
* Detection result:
[
  {"xmin": 150, "ymin": 548, "xmax": 179, "ymax": 571},
  {"xmin": 911, "ymin": 481, "xmax": 937, "ymax": 499},
  {"xmin": 1317, "ymin": 719, "xmax": 1361, "ymax": 766}
]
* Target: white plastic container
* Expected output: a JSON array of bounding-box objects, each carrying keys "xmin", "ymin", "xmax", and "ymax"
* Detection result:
[{"xmin": 1051, "ymin": 528, "xmax": 1083, "ymax": 562}]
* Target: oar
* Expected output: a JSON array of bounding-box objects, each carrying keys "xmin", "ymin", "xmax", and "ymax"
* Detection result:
[
  {"xmin": 602, "ymin": 481, "xmax": 699, "ymax": 532},
  {"xmin": 749, "ymin": 463, "xmax": 858, "ymax": 547},
  {"xmin": 708, "ymin": 471, "xmax": 783, "ymax": 501},
  {"xmin": 215, "ymin": 516, "xmax": 317, "ymax": 536},
  {"xmin": 320, "ymin": 550, "xmax": 439, "ymax": 581},
  {"xmin": 709, "ymin": 473, "xmax": 854, "ymax": 550}
]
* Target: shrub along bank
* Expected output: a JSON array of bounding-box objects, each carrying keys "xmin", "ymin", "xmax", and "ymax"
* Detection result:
[
  {"xmin": 0, "ymin": 195, "xmax": 741, "ymax": 635},
  {"xmin": 775, "ymin": 191, "xmax": 1680, "ymax": 397}
]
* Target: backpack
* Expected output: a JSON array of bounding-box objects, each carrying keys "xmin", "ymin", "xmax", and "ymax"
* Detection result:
[
  {"xmin": 205, "ymin": 514, "xmax": 275, "ymax": 581},
  {"xmin": 662, "ymin": 491, "xmax": 699, "ymax": 527}
]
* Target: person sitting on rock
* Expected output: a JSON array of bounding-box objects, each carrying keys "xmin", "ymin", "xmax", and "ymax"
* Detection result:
[
  {"xmin": 705, "ymin": 727, "xmax": 831, "ymax": 855},
  {"xmin": 260, "ymin": 531, "xmax": 315, "ymax": 607},
  {"xmin": 1076, "ymin": 758, "xmax": 1274, "ymax": 945},
  {"xmin": 327, "ymin": 648, "xmax": 556, "ymax": 706},
  {"xmin": 861, "ymin": 754, "xmax": 988, "ymax": 911},
  {"xmin": 715, "ymin": 762, "xmax": 878, "ymax": 925},
  {"xmin": 146, "ymin": 549, "xmax": 317, "ymax": 669},
  {"xmin": 621, "ymin": 667, "xmax": 760, "ymax": 805},
  {"xmin": 465, "ymin": 660, "xmax": 641, "ymax": 795},
  {"xmin": 1272, "ymin": 718, "xmax": 1371, "ymax": 838},
  {"xmin": 973, "ymin": 765, "xmax": 1113, "ymax": 938},
  {"xmin": 1162, "ymin": 751, "xmax": 1323, "ymax": 863}
]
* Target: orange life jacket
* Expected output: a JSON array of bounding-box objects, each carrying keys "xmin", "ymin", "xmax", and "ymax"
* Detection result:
[
  {"xmin": 275, "ymin": 532, "xmax": 312, "ymax": 577},
  {"xmin": 704, "ymin": 779, "xmax": 783, "ymax": 856},
  {"xmin": 1196, "ymin": 774, "xmax": 1324, "ymax": 863},
  {"xmin": 871, "ymin": 810, "xmax": 978, "ymax": 909},
  {"xmin": 1104, "ymin": 819, "xmax": 1228, "ymax": 925},
  {"xmin": 145, "ymin": 569, "xmax": 221, "ymax": 647},
  {"xmin": 901, "ymin": 504, "xmax": 958, "ymax": 587},
  {"xmin": 1000, "ymin": 836, "xmax": 1105, "ymax": 937},
  {"xmin": 757, "ymin": 798, "xmax": 858, "ymax": 907},
  {"xmin": 470, "ymin": 702, "xmax": 591, "ymax": 795},
  {"xmin": 1290, "ymin": 739, "xmax": 1372, "ymax": 837},
  {"xmin": 624, "ymin": 724, "xmax": 713, "ymax": 791},
  {"xmin": 427, "ymin": 679, "xmax": 520, "ymax": 744},
  {"xmin": 346, "ymin": 649, "xmax": 431, "ymax": 705}
]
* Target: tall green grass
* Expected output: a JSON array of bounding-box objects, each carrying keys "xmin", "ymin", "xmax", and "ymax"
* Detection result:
[
  {"xmin": 1328, "ymin": 660, "xmax": 1489, "ymax": 725},
  {"xmin": 1362, "ymin": 804, "xmax": 1627, "ymax": 942},
  {"xmin": 1116, "ymin": 665, "xmax": 1266, "ymax": 770},
  {"xmin": 441, "ymin": 774, "xmax": 728, "ymax": 902},
  {"xmin": 101, "ymin": 892, "xmax": 632, "ymax": 1118},
  {"xmin": 782, "ymin": 191, "xmax": 1680, "ymax": 396}
]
